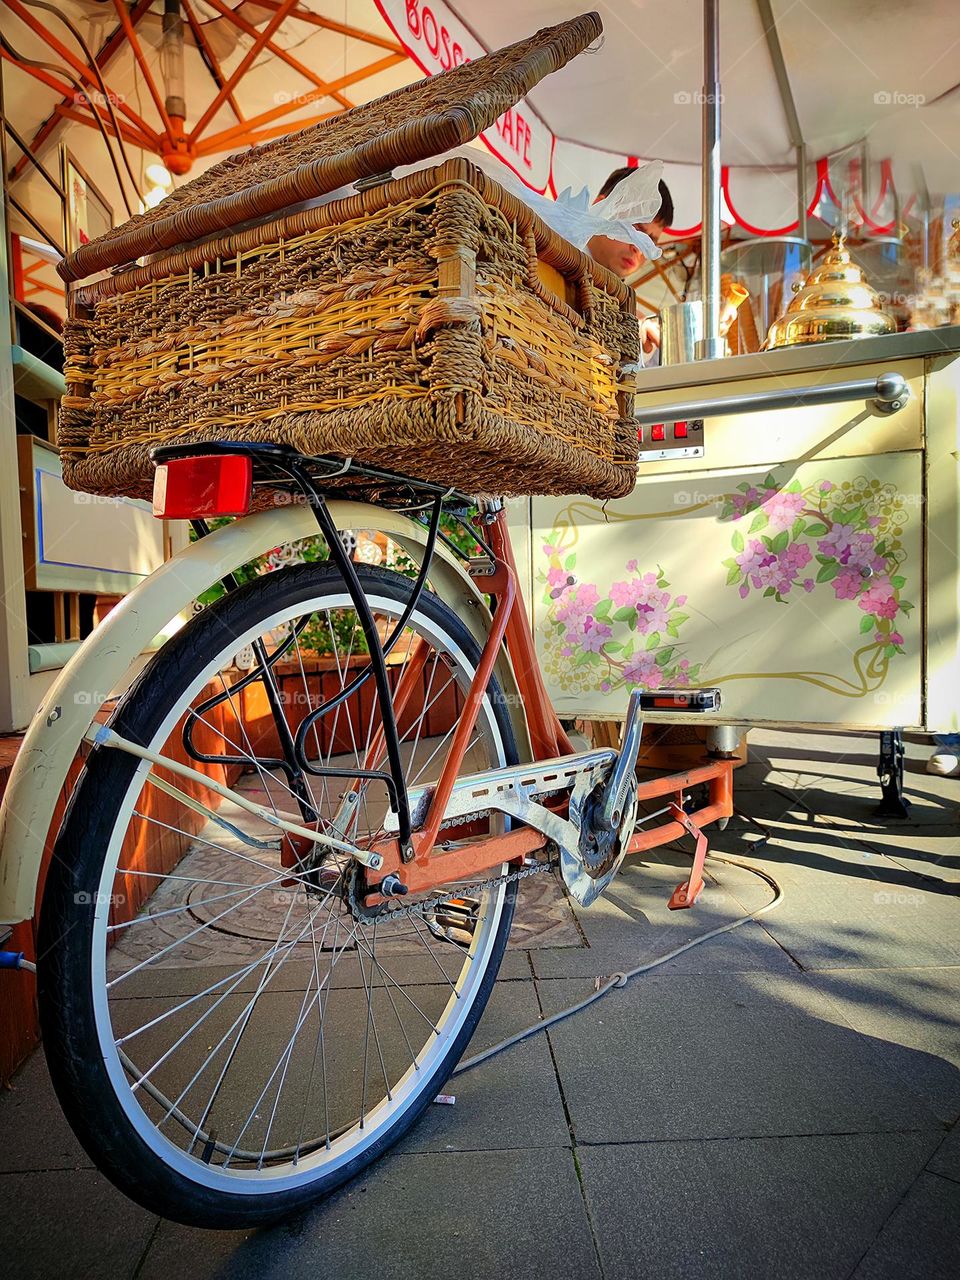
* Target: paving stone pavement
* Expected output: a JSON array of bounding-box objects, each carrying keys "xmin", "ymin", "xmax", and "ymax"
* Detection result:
[{"xmin": 1, "ymin": 729, "xmax": 957, "ymax": 1279}]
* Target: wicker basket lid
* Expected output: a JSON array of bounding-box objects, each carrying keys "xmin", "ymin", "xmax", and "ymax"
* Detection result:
[{"xmin": 60, "ymin": 11, "xmax": 601, "ymax": 284}]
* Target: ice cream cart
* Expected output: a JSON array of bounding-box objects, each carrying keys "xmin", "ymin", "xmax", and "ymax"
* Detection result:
[{"xmin": 509, "ymin": 323, "xmax": 960, "ymax": 805}]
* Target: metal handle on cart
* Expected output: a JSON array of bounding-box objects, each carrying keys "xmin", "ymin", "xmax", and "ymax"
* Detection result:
[{"xmin": 634, "ymin": 371, "xmax": 909, "ymax": 424}]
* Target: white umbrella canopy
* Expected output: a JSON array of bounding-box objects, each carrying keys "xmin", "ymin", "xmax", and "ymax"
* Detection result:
[
  {"xmin": 380, "ymin": 0, "xmax": 960, "ymax": 227},
  {"xmin": 466, "ymin": 0, "xmax": 959, "ymax": 167}
]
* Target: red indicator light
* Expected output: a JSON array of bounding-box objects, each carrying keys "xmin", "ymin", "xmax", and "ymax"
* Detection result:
[
  {"xmin": 153, "ymin": 454, "xmax": 253, "ymax": 519},
  {"xmin": 637, "ymin": 426, "xmax": 643, "ymax": 443},
  {"xmin": 674, "ymin": 421, "xmax": 688, "ymax": 438},
  {"xmin": 651, "ymin": 423, "xmax": 665, "ymax": 442}
]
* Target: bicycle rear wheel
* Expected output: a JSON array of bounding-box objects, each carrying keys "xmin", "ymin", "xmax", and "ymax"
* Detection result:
[{"xmin": 38, "ymin": 562, "xmax": 518, "ymax": 1227}]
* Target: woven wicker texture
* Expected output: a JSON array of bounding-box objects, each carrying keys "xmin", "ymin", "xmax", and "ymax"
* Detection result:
[
  {"xmin": 60, "ymin": 11, "xmax": 602, "ymax": 284},
  {"xmin": 61, "ymin": 160, "xmax": 639, "ymax": 502}
]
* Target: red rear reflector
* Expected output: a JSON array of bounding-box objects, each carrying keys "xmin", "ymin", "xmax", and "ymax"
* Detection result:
[{"xmin": 152, "ymin": 455, "xmax": 253, "ymax": 519}]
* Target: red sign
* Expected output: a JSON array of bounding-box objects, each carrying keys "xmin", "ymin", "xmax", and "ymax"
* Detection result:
[{"xmin": 373, "ymin": 0, "xmax": 556, "ymax": 193}]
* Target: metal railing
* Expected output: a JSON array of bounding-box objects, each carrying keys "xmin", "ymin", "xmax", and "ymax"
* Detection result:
[{"xmin": 634, "ymin": 371, "xmax": 910, "ymax": 424}]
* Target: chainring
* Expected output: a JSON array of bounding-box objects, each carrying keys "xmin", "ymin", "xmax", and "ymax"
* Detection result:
[{"xmin": 577, "ymin": 777, "xmax": 639, "ymax": 880}]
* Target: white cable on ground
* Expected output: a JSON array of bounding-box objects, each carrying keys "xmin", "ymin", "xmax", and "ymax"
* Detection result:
[{"xmin": 453, "ymin": 850, "xmax": 783, "ymax": 1076}]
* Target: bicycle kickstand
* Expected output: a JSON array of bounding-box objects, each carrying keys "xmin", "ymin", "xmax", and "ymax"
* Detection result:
[{"xmin": 666, "ymin": 802, "xmax": 709, "ymax": 910}]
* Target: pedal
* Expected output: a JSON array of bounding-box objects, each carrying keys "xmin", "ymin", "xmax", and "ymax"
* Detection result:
[
  {"xmin": 432, "ymin": 896, "xmax": 480, "ymax": 928},
  {"xmin": 426, "ymin": 896, "xmax": 481, "ymax": 947},
  {"xmin": 637, "ymin": 688, "xmax": 721, "ymax": 713}
]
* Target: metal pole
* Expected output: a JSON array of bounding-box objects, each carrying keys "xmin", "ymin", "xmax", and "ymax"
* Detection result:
[
  {"xmin": 756, "ymin": 1, "xmax": 809, "ymax": 240},
  {"xmin": 632, "ymin": 371, "xmax": 910, "ymax": 424},
  {"xmin": 913, "ymin": 163, "xmax": 931, "ymax": 269},
  {"xmin": 796, "ymin": 141, "xmax": 808, "ymax": 239},
  {"xmin": 696, "ymin": 0, "xmax": 725, "ymax": 360}
]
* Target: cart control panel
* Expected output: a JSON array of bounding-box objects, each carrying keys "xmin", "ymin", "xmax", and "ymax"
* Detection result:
[{"xmin": 637, "ymin": 418, "xmax": 704, "ymax": 464}]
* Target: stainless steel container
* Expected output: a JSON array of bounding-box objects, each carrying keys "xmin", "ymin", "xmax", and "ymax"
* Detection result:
[{"xmin": 658, "ymin": 301, "xmax": 704, "ymax": 365}]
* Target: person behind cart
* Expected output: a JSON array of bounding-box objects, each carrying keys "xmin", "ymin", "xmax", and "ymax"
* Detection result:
[{"xmin": 588, "ymin": 170, "xmax": 675, "ymax": 366}]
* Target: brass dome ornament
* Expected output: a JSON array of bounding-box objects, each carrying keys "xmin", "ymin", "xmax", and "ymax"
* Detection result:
[{"xmin": 764, "ymin": 232, "xmax": 897, "ymax": 349}]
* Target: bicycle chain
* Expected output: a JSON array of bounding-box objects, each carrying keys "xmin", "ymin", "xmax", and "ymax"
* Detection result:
[{"xmin": 345, "ymin": 855, "xmax": 557, "ymax": 925}]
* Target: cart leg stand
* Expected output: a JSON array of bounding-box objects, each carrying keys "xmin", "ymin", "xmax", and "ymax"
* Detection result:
[{"xmin": 875, "ymin": 728, "xmax": 911, "ymax": 820}]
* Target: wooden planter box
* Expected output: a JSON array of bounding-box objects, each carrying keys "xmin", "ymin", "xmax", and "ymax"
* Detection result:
[{"xmin": 235, "ymin": 651, "xmax": 464, "ymax": 761}]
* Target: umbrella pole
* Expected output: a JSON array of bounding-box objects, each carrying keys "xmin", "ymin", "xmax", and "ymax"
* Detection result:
[{"xmin": 697, "ymin": 0, "xmax": 725, "ymax": 359}]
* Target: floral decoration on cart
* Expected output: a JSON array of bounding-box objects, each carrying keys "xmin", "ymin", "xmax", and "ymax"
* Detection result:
[
  {"xmin": 719, "ymin": 472, "xmax": 914, "ymax": 660},
  {"xmin": 540, "ymin": 546, "xmax": 702, "ymax": 695},
  {"xmin": 539, "ymin": 470, "xmax": 914, "ymax": 697}
]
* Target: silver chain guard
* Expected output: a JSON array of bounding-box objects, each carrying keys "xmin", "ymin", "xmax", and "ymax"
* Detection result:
[{"xmin": 383, "ymin": 749, "xmax": 637, "ymax": 908}]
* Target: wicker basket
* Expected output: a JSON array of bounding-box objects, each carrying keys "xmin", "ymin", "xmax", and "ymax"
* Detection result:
[{"xmin": 59, "ymin": 12, "xmax": 640, "ymax": 501}]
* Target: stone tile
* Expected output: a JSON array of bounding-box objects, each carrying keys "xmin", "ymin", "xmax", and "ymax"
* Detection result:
[
  {"xmin": 0, "ymin": 1169, "xmax": 157, "ymax": 1280},
  {"xmin": 491, "ymin": 949, "xmax": 535, "ymax": 979},
  {"xmin": 851, "ymin": 1171, "xmax": 960, "ymax": 1280},
  {"xmin": 852, "ymin": 828, "xmax": 960, "ymax": 885},
  {"xmin": 748, "ymin": 727, "xmax": 882, "ymax": 761},
  {"xmin": 107, "ymin": 936, "xmax": 531, "ymax": 1000},
  {"xmin": 728, "ymin": 728, "xmax": 958, "ymax": 829},
  {"xmin": 578, "ymin": 1131, "xmax": 940, "ymax": 1280},
  {"xmin": 101, "ymin": 971, "xmax": 557, "ymax": 1165},
  {"xmin": 537, "ymin": 972, "xmax": 945, "ymax": 1144},
  {"xmin": 874, "ymin": 788, "xmax": 960, "ymax": 827},
  {"xmin": 398, "ymin": 978, "xmax": 570, "ymax": 1153},
  {"xmin": 508, "ymin": 868, "xmax": 581, "ymax": 949},
  {"xmin": 139, "ymin": 1148, "xmax": 601, "ymax": 1280},
  {"xmin": 927, "ymin": 1123, "xmax": 960, "ymax": 1182},
  {"xmin": 531, "ymin": 918, "xmax": 792, "ymax": 981},
  {"xmin": 758, "ymin": 772, "xmax": 957, "ymax": 829},
  {"xmin": 530, "ymin": 851, "xmax": 794, "ymax": 979},
  {"xmin": 807, "ymin": 967, "xmax": 960, "ymax": 1123},
  {"xmin": 0, "ymin": 1049, "xmax": 93, "ymax": 1172},
  {"xmin": 711, "ymin": 827, "xmax": 960, "ymax": 970}
]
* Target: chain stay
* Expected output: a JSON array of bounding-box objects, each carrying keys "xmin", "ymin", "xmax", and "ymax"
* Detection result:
[{"xmin": 347, "ymin": 856, "xmax": 556, "ymax": 925}]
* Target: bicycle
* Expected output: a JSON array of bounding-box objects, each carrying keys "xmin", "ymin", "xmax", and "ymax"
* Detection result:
[{"xmin": 0, "ymin": 440, "xmax": 731, "ymax": 1228}]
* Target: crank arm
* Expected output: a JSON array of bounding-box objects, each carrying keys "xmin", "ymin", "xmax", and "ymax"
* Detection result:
[{"xmin": 595, "ymin": 689, "xmax": 644, "ymax": 832}]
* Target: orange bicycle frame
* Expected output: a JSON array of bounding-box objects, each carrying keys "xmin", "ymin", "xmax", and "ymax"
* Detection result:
[{"xmin": 367, "ymin": 508, "xmax": 733, "ymax": 904}]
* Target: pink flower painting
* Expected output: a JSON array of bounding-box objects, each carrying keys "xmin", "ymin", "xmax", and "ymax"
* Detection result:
[{"xmin": 720, "ymin": 471, "xmax": 912, "ymax": 662}]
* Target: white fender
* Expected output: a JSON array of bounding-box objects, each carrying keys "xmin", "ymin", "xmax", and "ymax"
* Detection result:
[{"xmin": 0, "ymin": 502, "xmax": 530, "ymax": 924}]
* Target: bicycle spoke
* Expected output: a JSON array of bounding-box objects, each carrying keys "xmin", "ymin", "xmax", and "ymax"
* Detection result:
[
  {"xmin": 107, "ymin": 875, "xmax": 290, "ymax": 932},
  {"xmin": 175, "ymin": 890, "xmax": 345, "ymax": 1148},
  {"xmin": 358, "ymin": 918, "xmax": 392, "ymax": 1127}
]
